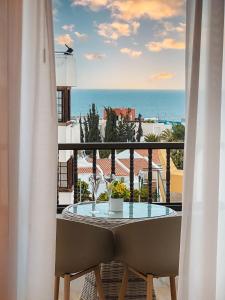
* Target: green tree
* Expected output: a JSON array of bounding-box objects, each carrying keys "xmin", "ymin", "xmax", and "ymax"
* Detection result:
[
  {"xmin": 84, "ymin": 117, "xmax": 89, "ymax": 142},
  {"xmin": 171, "ymin": 124, "xmax": 185, "ymax": 141},
  {"xmin": 104, "ymin": 107, "xmax": 118, "ymax": 142},
  {"xmin": 84, "ymin": 104, "xmax": 102, "ymax": 143},
  {"xmin": 144, "ymin": 133, "xmax": 160, "ymax": 142},
  {"xmin": 77, "ymin": 179, "xmax": 91, "ymax": 201},
  {"xmin": 171, "ymin": 150, "xmax": 184, "ymax": 170},
  {"xmin": 136, "ymin": 113, "xmax": 143, "ymax": 142},
  {"xmin": 79, "ymin": 116, "xmax": 84, "ymax": 143},
  {"xmin": 124, "ymin": 110, "xmax": 136, "ymax": 142},
  {"xmin": 117, "ymin": 118, "xmax": 127, "ymax": 142}
]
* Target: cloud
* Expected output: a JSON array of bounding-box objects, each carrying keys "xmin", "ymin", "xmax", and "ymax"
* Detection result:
[
  {"xmin": 120, "ymin": 48, "xmax": 142, "ymax": 58},
  {"xmin": 146, "ymin": 38, "xmax": 185, "ymax": 51},
  {"xmin": 55, "ymin": 34, "xmax": 74, "ymax": 46},
  {"xmin": 159, "ymin": 21, "xmax": 185, "ymax": 36},
  {"xmin": 75, "ymin": 31, "xmax": 88, "ymax": 40},
  {"xmin": 72, "ymin": 0, "xmax": 109, "ymax": 10},
  {"xmin": 109, "ymin": 0, "xmax": 184, "ymax": 21},
  {"xmin": 132, "ymin": 21, "xmax": 140, "ymax": 33},
  {"xmin": 155, "ymin": 22, "xmax": 186, "ymax": 37},
  {"xmin": 62, "ymin": 24, "xmax": 75, "ymax": 32},
  {"xmin": 164, "ymin": 22, "xmax": 186, "ymax": 33},
  {"xmin": 97, "ymin": 21, "xmax": 140, "ymax": 40},
  {"xmin": 150, "ymin": 72, "xmax": 175, "ymax": 80},
  {"xmin": 84, "ymin": 53, "xmax": 106, "ymax": 60},
  {"xmin": 72, "ymin": 0, "xmax": 184, "ymax": 21}
]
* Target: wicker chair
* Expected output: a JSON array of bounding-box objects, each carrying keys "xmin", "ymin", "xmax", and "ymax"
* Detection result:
[
  {"xmin": 114, "ymin": 216, "xmax": 181, "ymax": 300},
  {"xmin": 55, "ymin": 217, "xmax": 115, "ymax": 300}
]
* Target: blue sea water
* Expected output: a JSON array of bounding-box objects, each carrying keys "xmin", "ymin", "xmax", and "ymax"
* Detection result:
[{"xmin": 71, "ymin": 89, "xmax": 185, "ymax": 121}]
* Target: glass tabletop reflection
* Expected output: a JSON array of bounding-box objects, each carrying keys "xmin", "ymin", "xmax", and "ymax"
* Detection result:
[{"xmin": 66, "ymin": 202, "xmax": 175, "ymax": 219}]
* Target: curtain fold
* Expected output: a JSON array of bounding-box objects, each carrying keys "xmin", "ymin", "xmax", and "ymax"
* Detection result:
[
  {"xmin": 17, "ymin": 0, "xmax": 57, "ymax": 299},
  {"xmin": 0, "ymin": 0, "xmax": 57, "ymax": 299},
  {"xmin": 178, "ymin": 0, "xmax": 225, "ymax": 299}
]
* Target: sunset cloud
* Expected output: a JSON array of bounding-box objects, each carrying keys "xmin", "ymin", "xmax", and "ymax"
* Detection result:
[
  {"xmin": 62, "ymin": 24, "xmax": 75, "ymax": 31},
  {"xmin": 110, "ymin": 0, "xmax": 184, "ymax": 21},
  {"xmin": 73, "ymin": 0, "xmax": 184, "ymax": 21},
  {"xmin": 150, "ymin": 72, "xmax": 175, "ymax": 80},
  {"xmin": 120, "ymin": 48, "xmax": 142, "ymax": 58},
  {"xmin": 75, "ymin": 31, "xmax": 88, "ymax": 40},
  {"xmin": 97, "ymin": 21, "xmax": 140, "ymax": 40},
  {"xmin": 55, "ymin": 34, "xmax": 73, "ymax": 45},
  {"xmin": 84, "ymin": 52, "xmax": 106, "ymax": 60},
  {"xmin": 146, "ymin": 38, "xmax": 185, "ymax": 52}
]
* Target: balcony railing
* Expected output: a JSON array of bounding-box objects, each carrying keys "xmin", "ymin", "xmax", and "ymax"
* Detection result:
[{"xmin": 58, "ymin": 142, "xmax": 184, "ymax": 213}]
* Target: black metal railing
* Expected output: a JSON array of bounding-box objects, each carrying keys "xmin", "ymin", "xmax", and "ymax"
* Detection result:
[{"xmin": 57, "ymin": 142, "xmax": 184, "ymax": 212}]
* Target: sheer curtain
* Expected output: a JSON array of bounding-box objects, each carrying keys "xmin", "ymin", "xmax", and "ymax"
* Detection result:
[
  {"xmin": 178, "ymin": 0, "xmax": 225, "ymax": 299},
  {"xmin": 0, "ymin": 0, "xmax": 57, "ymax": 299}
]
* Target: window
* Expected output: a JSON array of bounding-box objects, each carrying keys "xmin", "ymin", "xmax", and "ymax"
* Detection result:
[
  {"xmin": 58, "ymin": 157, "xmax": 73, "ymax": 191},
  {"xmin": 56, "ymin": 88, "xmax": 71, "ymax": 123},
  {"xmin": 57, "ymin": 90, "xmax": 63, "ymax": 122}
]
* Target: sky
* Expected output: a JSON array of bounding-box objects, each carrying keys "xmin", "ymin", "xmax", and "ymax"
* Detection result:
[{"xmin": 53, "ymin": 0, "xmax": 185, "ymax": 90}]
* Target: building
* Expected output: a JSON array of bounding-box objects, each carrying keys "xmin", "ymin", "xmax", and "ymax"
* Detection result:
[
  {"xmin": 56, "ymin": 52, "xmax": 77, "ymax": 204},
  {"xmin": 103, "ymin": 107, "xmax": 136, "ymax": 121}
]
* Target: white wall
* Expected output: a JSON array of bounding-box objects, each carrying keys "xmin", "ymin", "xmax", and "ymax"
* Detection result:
[
  {"xmin": 55, "ymin": 53, "xmax": 76, "ymax": 87},
  {"xmin": 71, "ymin": 122, "xmax": 80, "ymax": 143},
  {"xmin": 58, "ymin": 192, "xmax": 74, "ymax": 205},
  {"xmin": 142, "ymin": 122, "xmax": 172, "ymax": 136},
  {"xmin": 58, "ymin": 123, "xmax": 80, "ymax": 162}
]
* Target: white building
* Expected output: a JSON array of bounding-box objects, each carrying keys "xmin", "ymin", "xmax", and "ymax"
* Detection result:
[{"xmin": 56, "ymin": 52, "xmax": 77, "ymax": 204}]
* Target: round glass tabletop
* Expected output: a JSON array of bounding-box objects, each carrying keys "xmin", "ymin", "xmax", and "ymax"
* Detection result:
[{"xmin": 66, "ymin": 202, "xmax": 176, "ymax": 219}]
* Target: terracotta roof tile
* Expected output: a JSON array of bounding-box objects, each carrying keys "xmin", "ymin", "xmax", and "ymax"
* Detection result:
[
  {"xmin": 78, "ymin": 167, "xmax": 100, "ymax": 174},
  {"xmin": 135, "ymin": 149, "xmax": 161, "ymax": 165},
  {"xmin": 119, "ymin": 158, "xmax": 149, "ymax": 175},
  {"xmin": 96, "ymin": 159, "xmax": 129, "ymax": 176}
]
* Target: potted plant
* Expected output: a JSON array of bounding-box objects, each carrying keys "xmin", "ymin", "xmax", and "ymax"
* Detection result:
[{"xmin": 109, "ymin": 181, "xmax": 129, "ymax": 212}]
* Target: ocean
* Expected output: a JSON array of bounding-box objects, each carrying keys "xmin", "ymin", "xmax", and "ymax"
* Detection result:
[{"xmin": 71, "ymin": 89, "xmax": 185, "ymax": 121}]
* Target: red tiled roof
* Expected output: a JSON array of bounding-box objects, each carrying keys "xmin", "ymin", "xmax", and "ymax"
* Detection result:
[
  {"xmin": 78, "ymin": 167, "xmax": 100, "ymax": 174},
  {"xmin": 119, "ymin": 158, "xmax": 149, "ymax": 175},
  {"xmin": 97, "ymin": 159, "xmax": 129, "ymax": 176},
  {"xmin": 103, "ymin": 108, "xmax": 136, "ymax": 121},
  {"xmin": 135, "ymin": 149, "xmax": 161, "ymax": 165}
]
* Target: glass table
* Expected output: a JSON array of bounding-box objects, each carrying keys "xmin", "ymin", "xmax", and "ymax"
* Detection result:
[
  {"xmin": 63, "ymin": 202, "xmax": 176, "ymax": 300},
  {"xmin": 66, "ymin": 201, "xmax": 175, "ymax": 219}
]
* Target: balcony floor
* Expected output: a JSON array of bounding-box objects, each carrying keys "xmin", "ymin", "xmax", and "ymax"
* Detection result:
[{"xmin": 58, "ymin": 276, "xmax": 177, "ymax": 299}]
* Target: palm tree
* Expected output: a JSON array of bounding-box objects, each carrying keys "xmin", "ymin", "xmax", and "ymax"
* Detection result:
[
  {"xmin": 160, "ymin": 129, "xmax": 174, "ymax": 142},
  {"xmin": 144, "ymin": 133, "xmax": 160, "ymax": 142},
  {"xmin": 160, "ymin": 125, "xmax": 185, "ymax": 170},
  {"xmin": 160, "ymin": 125, "xmax": 185, "ymax": 142}
]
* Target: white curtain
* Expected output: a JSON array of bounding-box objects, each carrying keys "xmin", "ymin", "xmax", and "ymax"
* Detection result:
[
  {"xmin": 178, "ymin": 0, "xmax": 225, "ymax": 299},
  {"xmin": 0, "ymin": 0, "xmax": 57, "ymax": 299}
]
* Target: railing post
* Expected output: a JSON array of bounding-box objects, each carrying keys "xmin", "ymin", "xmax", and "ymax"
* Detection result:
[
  {"xmin": 93, "ymin": 149, "xmax": 97, "ymax": 177},
  {"xmin": 73, "ymin": 149, "xmax": 78, "ymax": 203},
  {"xmin": 148, "ymin": 149, "xmax": 152, "ymax": 203},
  {"xmin": 130, "ymin": 149, "xmax": 134, "ymax": 202},
  {"xmin": 92, "ymin": 149, "xmax": 97, "ymax": 201},
  {"xmin": 111, "ymin": 149, "xmax": 115, "ymax": 175},
  {"xmin": 166, "ymin": 149, "xmax": 171, "ymax": 203}
]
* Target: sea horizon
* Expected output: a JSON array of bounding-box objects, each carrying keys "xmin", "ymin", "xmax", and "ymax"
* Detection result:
[{"xmin": 71, "ymin": 88, "xmax": 186, "ymax": 121}]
